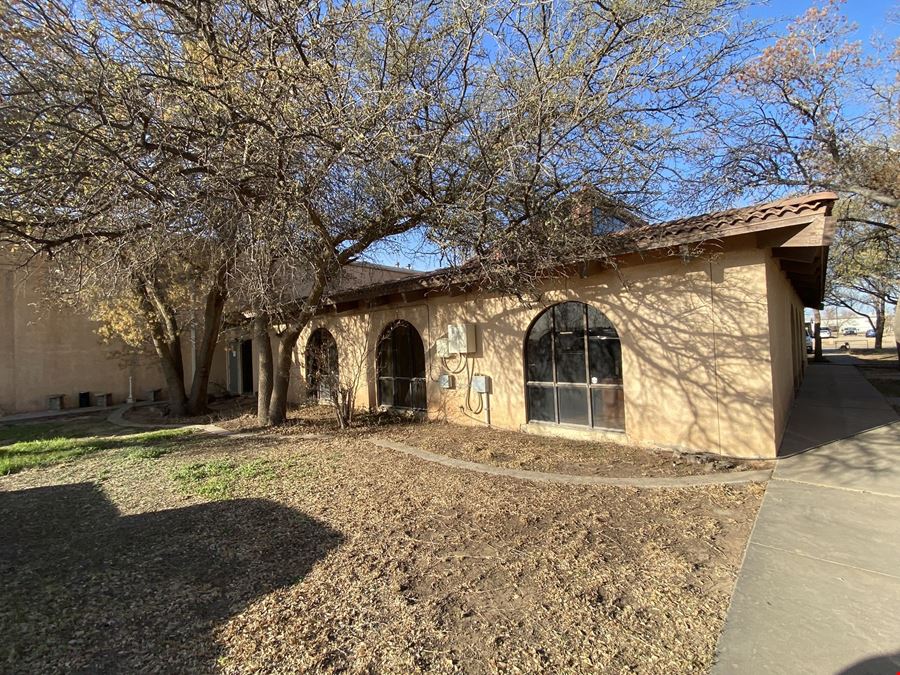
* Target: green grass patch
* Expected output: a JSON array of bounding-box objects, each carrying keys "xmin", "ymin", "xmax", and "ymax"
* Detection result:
[
  {"xmin": 127, "ymin": 446, "xmax": 172, "ymax": 460},
  {"xmin": 0, "ymin": 422, "xmax": 192, "ymax": 475},
  {"xmin": 171, "ymin": 459, "xmax": 275, "ymax": 500}
]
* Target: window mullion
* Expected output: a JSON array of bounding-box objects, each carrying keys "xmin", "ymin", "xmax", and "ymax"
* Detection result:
[
  {"xmin": 551, "ymin": 306, "xmax": 560, "ymax": 424},
  {"xmin": 583, "ymin": 304, "xmax": 593, "ymax": 428}
]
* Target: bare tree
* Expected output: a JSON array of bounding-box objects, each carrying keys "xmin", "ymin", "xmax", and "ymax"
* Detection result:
[
  {"xmin": 691, "ymin": 1, "xmax": 899, "ymax": 221},
  {"xmin": 232, "ymin": 0, "xmax": 758, "ymax": 425},
  {"xmin": 1, "ymin": 0, "xmax": 756, "ymax": 425},
  {"xmin": 0, "ymin": 0, "xmax": 258, "ymax": 414},
  {"xmin": 682, "ymin": 1, "xmax": 899, "ymax": 353},
  {"xmin": 825, "ymin": 214, "xmax": 899, "ymax": 348}
]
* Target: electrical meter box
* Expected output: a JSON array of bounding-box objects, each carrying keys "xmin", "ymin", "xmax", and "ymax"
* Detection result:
[
  {"xmin": 447, "ymin": 323, "xmax": 477, "ymax": 354},
  {"xmin": 438, "ymin": 373, "xmax": 455, "ymax": 389},
  {"xmin": 435, "ymin": 336, "xmax": 450, "ymax": 358},
  {"xmin": 471, "ymin": 374, "xmax": 490, "ymax": 394}
]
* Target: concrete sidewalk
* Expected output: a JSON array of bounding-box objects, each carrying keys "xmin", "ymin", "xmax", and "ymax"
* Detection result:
[
  {"xmin": 713, "ymin": 362, "xmax": 900, "ymax": 675},
  {"xmin": 0, "ymin": 405, "xmax": 119, "ymax": 423}
]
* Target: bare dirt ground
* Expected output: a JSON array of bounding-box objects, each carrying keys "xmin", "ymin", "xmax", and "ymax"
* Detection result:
[
  {"xmin": 377, "ymin": 421, "xmax": 771, "ymax": 478},
  {"xmin": 0, "ymin": 426, "xmax": 764, "ymax": 674},
  {"xmin": 128, "ymin": 401, "xmax": 770, "ymax": 478}
]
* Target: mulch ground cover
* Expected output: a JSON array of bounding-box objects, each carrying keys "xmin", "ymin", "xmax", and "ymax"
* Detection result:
[{"xmin": 1, "ymin": 420, "xmax": 763, "ymax": 673}]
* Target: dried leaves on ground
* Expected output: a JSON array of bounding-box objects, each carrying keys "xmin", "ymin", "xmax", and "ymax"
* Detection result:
[
  {"xmin": 0, "ymin": 421, "xmax": 764, "ymax": 674},
  {"xmin": 375, "ymin": 421, "xmax": 771, "ymax": 477},
  {"xmin": 130, "ymin": 400, "xmax": 771, "ymax": 477}
]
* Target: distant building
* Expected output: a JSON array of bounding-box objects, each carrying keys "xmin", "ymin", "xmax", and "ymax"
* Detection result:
[{"xmin": 0, "ymin": 259, "xmax": 413, "ymax": 415}]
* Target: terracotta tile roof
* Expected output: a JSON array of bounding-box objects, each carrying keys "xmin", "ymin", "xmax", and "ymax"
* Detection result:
[
  {"xmin": 325, "ymin": 191, "xmax": 838, "ymax": 307},
  {"xmin": 627, "ymin": 191, "xmax": 838, "ymax": 248}
]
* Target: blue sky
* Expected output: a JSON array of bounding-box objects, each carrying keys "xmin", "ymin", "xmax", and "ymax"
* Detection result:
[
  {"xmin": 364, "ymin": 0, "xmax": 899, "ymax": 272},
  {"xmin": 748, "ymin": 0, "xmax": 897, "ymax": 40}
]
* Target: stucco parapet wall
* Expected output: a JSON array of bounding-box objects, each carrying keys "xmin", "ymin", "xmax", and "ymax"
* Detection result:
[{"xmin": 321, "ymin": 192, "xmax": 837, "ymax": 310}]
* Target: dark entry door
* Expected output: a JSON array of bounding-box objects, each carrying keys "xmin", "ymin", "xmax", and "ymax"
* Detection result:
[
  {"xmin": 240, "ymin": 339, "xmax": 253, "ymax": 394},
  {"xmin": 377, "ymin": 321, "xmax": 426, "ymax": 410}
]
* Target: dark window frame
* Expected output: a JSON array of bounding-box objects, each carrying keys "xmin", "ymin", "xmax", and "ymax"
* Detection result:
[
  {"xmin": 305, "ymin": 327, "xmax": 339, "ymax": 401},
  {"xmin": 376, "ymin": 320, "xmax": 427, "ymax": 411},
  {"xmin": 524, "ymin": 302, "xmax": 625, "ymax": 431}
]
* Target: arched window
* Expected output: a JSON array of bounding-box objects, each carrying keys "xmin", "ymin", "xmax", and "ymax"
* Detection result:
[
  {"xmin": 377, "ymin": 320, "xmax": 426, "ymax": 410},
  {"xmin": 525, "ymin": 302, "xmax": 624, "ymax": 430},
  {"xmin": 305, "ymin": 328, "xmax": 339, "ymax": 402}
]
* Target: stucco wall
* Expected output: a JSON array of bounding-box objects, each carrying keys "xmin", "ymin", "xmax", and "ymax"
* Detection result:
[
  {"xmin": 0, "ymin": 262, "xmax": 227, "ymax": 415},
  {"xmin": 298, "ymin": 242, "xmax": 786, "ymax": 458},
  {"xmin": 765, "ymin": 252, "xmax": 807, "ymax": 448},
  {"xmin": 0, "ymin": 266, "xmax": 163, "ymax": 414},
  {"xmin": 0, "ymin": 266, "xmax": 17, "ymax": 413}
]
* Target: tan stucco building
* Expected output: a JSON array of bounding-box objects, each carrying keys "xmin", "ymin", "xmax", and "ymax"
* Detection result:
[
  {"xmin": 295, "ymin": 193, "xmax": 836, "ymax": 459},
  {"xmin": 0, "ymin": 259, "xmax": 176, "ymax": 415},
  {"xmin": 0, "ymin": 258, "xmax": 416, "ymax": 415},
  {"xmin": 2, "ymin": 193, "xmax": 835, "ymax": 460},
  {"xmin": 0, "ymin": 254, "xmax": 244, "ymax": 415}
]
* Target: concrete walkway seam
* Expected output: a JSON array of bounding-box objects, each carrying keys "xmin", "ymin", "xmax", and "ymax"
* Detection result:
[{"xmin": 106, "ymin": 405, "xmax": 324, "ymax": 441}]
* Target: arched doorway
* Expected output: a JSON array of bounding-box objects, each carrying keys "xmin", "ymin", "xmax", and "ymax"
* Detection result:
[
  {"xmin": 377, "ymin": 320, "xmax": 426, "ymax": 410},
  {"xmin": 305, "ymin": 328, "xmax": 339, "ymax": 402},
  {"xmin": 524, "ymin": 301, "xmax": 624, "ymax": 430}
]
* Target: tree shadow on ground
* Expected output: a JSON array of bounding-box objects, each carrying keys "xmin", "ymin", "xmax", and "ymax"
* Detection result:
[
  {"xmin": 0, "ymin": 483, "xmax": 343, "ymax": 673},
  {"xmin": 837, "ymin": 651, "xmax": 900, "ymax": 674}
]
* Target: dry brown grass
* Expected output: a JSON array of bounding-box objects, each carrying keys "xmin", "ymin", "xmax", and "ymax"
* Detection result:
[
  {"xmin": 131, "ymin": 401, "xmax": 771, "ymax": 478},
  {"xmin": 846, "ymin": 348, "xmax": 899, "ymax": 364},
  {"xmin": 376, "ymin": 420, "xmax": 771, "ymax": 478},
  {"xmin": 1, "ymin": 425, "xmax": 763, "ymax": 674}
]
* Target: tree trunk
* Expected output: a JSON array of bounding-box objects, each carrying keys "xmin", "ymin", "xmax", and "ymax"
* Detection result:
[
  {"xmin": 874, "ymin": 298, "xmax": 886, "ymax": 349},
  {"xmin": 254, "ymin": 315, "xmax": 274, "ymax": 425},
  {"xmin": 158, "ymin": 343, "xmax": 189, "ymax": 416},
  {"xmin": 268, "ymin": 327, "xmax": 302, "ymax": 425},
  {"xmin": 813, "ymin": 309, "xmax": 825, "ymax": 361},
  {"xmin": 186, "ymin": 277, "xmax": 228, "ymax": 415},
  {"xmin": 896, "ymin": 307, "xmax": 900, "ymax": 369},
  {"xmin": 264, "ymin": 260, "xmax": 329, "ymax": 427},
  {"xmin": 134, "ymin": 280, "xmax": 188, "ymax": 415}
]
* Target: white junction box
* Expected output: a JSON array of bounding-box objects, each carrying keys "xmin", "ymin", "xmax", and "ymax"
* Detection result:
[
  {"xmin": 470, "ymin": 374, "xmax": 490, "ymax": 394},
  {"xmin": 447, "ymin": 323, "xmax": 477, "ymax": 354},
  {"xmin": 435, "ymin": 336, "xmax": 450, "ymax": 358},
  {"xmin": 439, "ymin": 373, "xmax": 455, "ymax": 389}
]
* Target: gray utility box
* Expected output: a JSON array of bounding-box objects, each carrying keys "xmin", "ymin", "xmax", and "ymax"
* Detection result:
[
  {"xmin": 47, "ymin": 394, "xmax": 65, "ymax": 411},
  {"xmin": 95, "ymin": 393, "xmax": 112, "ymax": 407},
  {"xmin": 470, "ymin": 374, "xmax": 490, "ymax": 394},
  {"xmin": 438, "ymin": 373, "xmax": 455, "ymax": 389},
  {"xmin": 447, "ymin": 323, "xmax": 476, "ymax": 354}
]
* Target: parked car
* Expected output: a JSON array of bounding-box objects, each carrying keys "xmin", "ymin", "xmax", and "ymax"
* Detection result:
[
  {"xmin": 819, "ymin": 327, "xmax": 832, "ymax": 339},
  {"xmin": 806, "ymin": 335, "xmax": 813, "ymax": 353},
  {"xmin": 866, "ymin": 328, "xmax": 876, "ymax": 338},
  {"xmin": 842, "ymin": 327, "xmax": 858, "ymax": 335}
]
